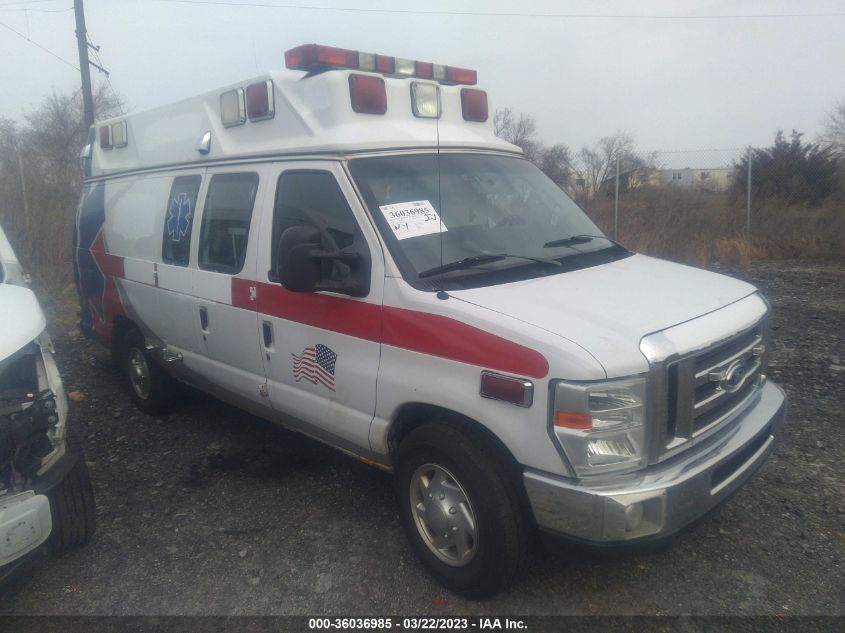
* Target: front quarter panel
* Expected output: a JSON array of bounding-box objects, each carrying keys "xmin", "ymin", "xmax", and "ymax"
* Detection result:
[{"xmin": 370, "ymin": 278, "xmax": 606, "ymax": 476}]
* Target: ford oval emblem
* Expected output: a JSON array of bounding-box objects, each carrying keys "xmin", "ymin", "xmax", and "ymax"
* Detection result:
[{"xmin": 722, "ymin": 360, "xmax": 748, "ymax": 393}]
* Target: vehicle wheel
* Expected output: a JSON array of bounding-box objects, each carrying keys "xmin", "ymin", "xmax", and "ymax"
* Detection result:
[
  {"xmin": 395, "ymin": 422, "xmax": 532, "ymax": 599},
  {"xmin": 122, "ymin": 329, "xmax": 177, "ymax": 415},
  {"xmin": 49, "ymin": 427, "xmax": 96, "ymax": 551}
]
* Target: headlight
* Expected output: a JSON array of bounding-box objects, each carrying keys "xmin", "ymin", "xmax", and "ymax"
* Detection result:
[{"xmin": 551, "ymin": 376, "xmax": 647, "ymax": 477}]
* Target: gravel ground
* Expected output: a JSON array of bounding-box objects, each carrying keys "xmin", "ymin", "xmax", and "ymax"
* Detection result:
[{"xmin": 1, "ymin": 259, "xmax": 843, "ymax": 616}]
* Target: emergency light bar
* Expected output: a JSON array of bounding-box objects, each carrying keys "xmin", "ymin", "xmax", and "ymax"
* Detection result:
[{"xmin": 284, "ymin": 43, "xmax": 478, "ymax": 86}]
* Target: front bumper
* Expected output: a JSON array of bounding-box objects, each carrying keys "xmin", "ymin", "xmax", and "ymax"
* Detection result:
[{"xmin": 524, "ymin": 381, "xmax": 786, "ymax": 543}]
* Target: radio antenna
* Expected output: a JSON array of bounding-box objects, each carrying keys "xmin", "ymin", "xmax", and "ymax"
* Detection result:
[{"xmin": 436, "ymin": 116, "xmax": 445, "ymax": 296}]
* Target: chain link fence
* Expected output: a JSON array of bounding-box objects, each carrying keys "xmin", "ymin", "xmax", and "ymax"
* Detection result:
[{"xmin": 559, "ymin": 145, "xmax": 845, "ymax": 266}]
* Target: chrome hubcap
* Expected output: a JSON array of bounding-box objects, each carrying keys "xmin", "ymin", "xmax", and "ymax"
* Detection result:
[
  {"xmin": 410, "ymin": 463, "xmax": 477, "ymax": 567},
  {"xmin": 128, "ymin": 348, "xmax": 151, "ymax": 400}
]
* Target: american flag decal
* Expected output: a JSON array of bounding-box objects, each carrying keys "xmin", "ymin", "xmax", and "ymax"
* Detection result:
[{"xmin": 292, "ymin": 344, "xmax": 337, "ymax": 391}]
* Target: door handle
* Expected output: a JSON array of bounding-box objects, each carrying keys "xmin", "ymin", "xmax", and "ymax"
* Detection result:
[
  {"xmin": 262, "ymin": 321, "xmax": 273, "ymax": 348},
  {"xmin": 199, "ymin": 306, "xmax": 209, "ymax": 331}
]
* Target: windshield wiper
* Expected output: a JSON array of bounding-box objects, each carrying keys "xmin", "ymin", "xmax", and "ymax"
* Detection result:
[
  {"xmin": 543, "ymin": 235, "xmax": 595, "ymax": 248},
  {"xmin": 418, "ymin": 253, "xmax": 562, "ymax": 279},
  {"xmin": 543, "ymin": 234, "xmax": 623, "ymax": 249}
]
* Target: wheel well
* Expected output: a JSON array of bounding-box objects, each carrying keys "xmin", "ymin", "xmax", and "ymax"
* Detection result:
[
  {"xmin": 110, "ymin": 316, "xmax": 137, "ymax": 363},
  {"xmin": 389, "ymin": 403, "xmax": 536, "ymax": 531},
  {"xmin": 388, "ymin": 403, "xmax": 522, "ymax": 473}
]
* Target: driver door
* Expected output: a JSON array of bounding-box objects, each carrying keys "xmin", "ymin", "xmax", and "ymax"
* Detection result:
[{"xmin": 254, "ymin": 161, "xmax": 384, "ymax": 452}]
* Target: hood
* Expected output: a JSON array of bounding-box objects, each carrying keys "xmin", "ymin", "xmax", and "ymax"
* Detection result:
[
  {"xmin": 0, "ymin": 285, "xmax": 46, "ymax": 361},
  {"xmin": 449, "ymin": 254, "xmax": 757, "ymax": 377}
]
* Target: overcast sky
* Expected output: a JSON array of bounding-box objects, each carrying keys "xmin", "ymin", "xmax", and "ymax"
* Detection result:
[{"xmin": 0, "ymin": 0, "xmax": 843, "ymax": 152}]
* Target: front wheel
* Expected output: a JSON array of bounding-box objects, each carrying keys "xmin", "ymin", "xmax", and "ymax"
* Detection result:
[
  {"xmin": 49, "ymin": 426, "xmax": 96, "ymax": 551},
  {"xmin": 122, "ymin": 329, "xmax": 177, "ymax": 415},
  {"xmin": 395, "ymin": 422, "xmax": 532, "ymax": 599}
]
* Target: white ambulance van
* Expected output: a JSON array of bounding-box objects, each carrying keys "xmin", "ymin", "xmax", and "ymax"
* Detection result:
[
  {"xmin": 74, "ymin": 44, "xmax": 785, "ymax": 597},
  {"xmin": 1, "ymin": 224, "xmax": 96, "ymax": 580}
]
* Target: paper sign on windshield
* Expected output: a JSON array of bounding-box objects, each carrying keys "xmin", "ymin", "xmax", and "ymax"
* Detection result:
[{"xmin": 378, "ymin": 200, "xmax": 447, "ymax": 240}]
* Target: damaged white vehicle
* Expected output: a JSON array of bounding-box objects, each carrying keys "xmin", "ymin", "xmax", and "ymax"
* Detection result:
[{"xmin": 1, "ymin": 229, "xmax": 96, "ymax": 580}]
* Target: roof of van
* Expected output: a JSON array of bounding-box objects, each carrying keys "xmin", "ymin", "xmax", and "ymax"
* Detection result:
[{"xmin": 87, "ymin": 68, "xmax": 520, "ymax": 178}]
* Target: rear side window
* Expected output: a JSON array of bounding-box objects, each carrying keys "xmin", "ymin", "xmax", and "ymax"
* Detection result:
[
  {"xmin": 162, "ymin": 175, "xmax": 201, "ymax": 266},
  {"xmin": 271, "ymin": 171, "xmax": 357, "ymax": 274},
  {"xmin": 198, "ymin": 172, "xmax": 259, "ymax": 274}
]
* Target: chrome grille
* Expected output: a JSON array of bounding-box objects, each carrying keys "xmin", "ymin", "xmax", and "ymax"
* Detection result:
[{"xmin": 661, "ymin": 319, "xmax": 768, "ymax": 457}]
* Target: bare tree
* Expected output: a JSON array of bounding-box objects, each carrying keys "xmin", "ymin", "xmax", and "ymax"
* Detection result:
[
  {"xmin": 535, "ymin": 144, "xmax": 572, "ymax": 186},
  {"xmin": 493, "ymin": 108, "xmax": 573, "ymax": 181},
  {"xmin": 0, "ymin": 84, "xmax": 124, "ymax": 288},
  {"xmin": 493, "ymin": 107, "xmax": 540, "ymax": 160},
  {"xmin": 571, "ymin": 131, "xmax": 654, "ymax": 198},
  {"xmin": 821, "ymin": 100, "xmax": 845, "ymax": 160}
]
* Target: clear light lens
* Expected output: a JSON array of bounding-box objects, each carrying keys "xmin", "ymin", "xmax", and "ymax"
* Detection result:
[
  {"xmin": 432, "ymin": 64, "xmax": 447, "ymax": 81},
  {"xmin": 394, "ymin": 58, "xmax": 415, "ymax": 75},
  {"xmin": 588, "ymin": 388, "xmax": 643, "ymax": 430},
  {"xmin": 411, "ymin": 82, "xmax": 440, "ymax": 118},
  {"xmin": 111, "ymin": 121, "xmax": 128, "ymax": 148},
  {"xmin": 220, "ymin": 88, "xmax": 246, "ymax": 127},
  {"xmin": 358, "ymin": 52, "xmax": 375, "ymax": 71},
  {"xmin": 552, "ymin": 376, "xmax": 648, "ymax": 477}
]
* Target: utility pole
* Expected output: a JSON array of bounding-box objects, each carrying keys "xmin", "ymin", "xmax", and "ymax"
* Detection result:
[
  {"xmin": 73, "ymin": 0, "xmax": 95, "ymax": 130},
  {"xmin": 16, "ymin": 146, "xmax": 29, "ymax": 230},
  {"xmin": 613, "ymin": 155, "xmax": 621, "ymax": 240},
  {"xmin": 746, "ymin": 146, "xmax": 752, "ymax": 234}
]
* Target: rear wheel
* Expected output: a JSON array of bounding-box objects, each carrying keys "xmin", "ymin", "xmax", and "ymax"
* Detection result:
[
  {"xmin": 122, "ymin": 329, "xmax": 177, "ymax": 415},
  {"xmin": 395, "ymin": 422, "xmax": 532, "ymax": 599}
]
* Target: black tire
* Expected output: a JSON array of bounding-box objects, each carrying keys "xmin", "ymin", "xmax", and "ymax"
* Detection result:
[
  {"xmin": 49, "ymin": 428, "xmax": 96, "ymax": 552},
  {"xmin": 395, "ymin": 422, "xmax": 533, "ymax": 599},
  {"xmin": 121, "ymin": 328, "xmax": 177, "ymax": 415}
]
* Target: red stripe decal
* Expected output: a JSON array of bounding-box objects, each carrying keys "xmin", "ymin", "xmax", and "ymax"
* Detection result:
[
  {"xmin": 250, "ymin": 280, "xmax": 382, "ymax": 341},
  {"xmin": 238, "ymin": 279, "xmax": 549, "ymax": 379},
  {"xmin": 381, "ymin": 305, "xmax": 549, "ymax": 379}
]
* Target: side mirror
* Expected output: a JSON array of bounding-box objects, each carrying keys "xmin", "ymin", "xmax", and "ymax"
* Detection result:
[{"xmin": 276, "ymin": 225, "xmax": 369, "ymax": 297}]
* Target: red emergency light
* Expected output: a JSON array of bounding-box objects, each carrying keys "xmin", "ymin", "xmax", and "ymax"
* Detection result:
[
  {"xmin": 285, "ymin": 44, "xmax": 358, "ymax": 70},
  {"xmin": 284, "ymin": 44, "xmax": 477, "ymax": 85},
  {"xmin": 349, "ymin": 74, "xmax": 387, "ymax": 115},
  {"xmin": 461, "ymin": 88, "xmax": 489, "ymax": 122},
  {"xmin": 99, "ymin": 125, "xmax": 112, "ymax": 149}
]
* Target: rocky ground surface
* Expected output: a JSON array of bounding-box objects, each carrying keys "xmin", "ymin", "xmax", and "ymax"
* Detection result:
[{"xmin": 1, "ymin": 259, "xmax": 842, "ymax": 616}]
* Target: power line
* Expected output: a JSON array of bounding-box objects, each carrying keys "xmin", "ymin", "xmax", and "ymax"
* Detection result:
[
  {"xmin": 156, "ymin": 0, "xmax": 845, "ymax": 20},
  {"xmin": 87, "ymin": 26, "xmax": 121, "ymax": 106},
  {"xmin": 0, "ymin": 6, "xmax": 73, "ymax": 12},
  {"xmin": 0, "ymin": 1, "xmax": 63, "ymax": 7},
  {"xmin": 0, "ymin": 18, "xmax": 79, "ymax": 70}
]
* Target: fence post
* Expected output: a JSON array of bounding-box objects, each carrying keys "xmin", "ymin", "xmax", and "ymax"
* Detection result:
[
  {"xmin": 746, "ymin": 146, "xmax": 752, "ymax": 235},
  {"xmin": 16, "ymin": 146, "xmax": 29, "ymax": 231},
  {"xmin": 614, "ymin": 155, "xmax": 620, "ymax": 240}
]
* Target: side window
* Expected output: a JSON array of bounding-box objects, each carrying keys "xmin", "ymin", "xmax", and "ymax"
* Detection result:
[
  {"xmin": 162, "ymin": 175, "xmax": 201, "ymax": 266},
  {"xmin": 271, "ymin": 171, "xmax": 358, "ymax": 275},
  {"xmin": 198, "ymin": 172, "xmax": 259, "ymax": 274}
]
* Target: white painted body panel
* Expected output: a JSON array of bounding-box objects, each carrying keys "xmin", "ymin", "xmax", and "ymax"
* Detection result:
[
  {"xmin": 0, "ymin": 225, "xmax": 25, "ymax": 286},
  {"xmin": 89, "ymin": 69, "xmax": 517, "ymax": 179},
  {"xmin": 370, "ymin": 277, "xmax": 606, "ymax": 477},
  {"xmin": 254, "ymin": 161, "xmax": 385, "ymax": 450},
  {"xmin": 450, "ymin": 254, "xmax": 757, "ymax": 378},
  {"xmin": 188, "ymin": 164, "xmax": 268, "ymax": 402},
  {"xmin": 0, "ymin": 285, "xmax": 46, "ymax": 361}
]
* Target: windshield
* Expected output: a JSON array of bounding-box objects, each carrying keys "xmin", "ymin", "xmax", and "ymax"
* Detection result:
[{"xmin": 349, "ymin": 153, "xmax": 626, "ymax": 289}]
